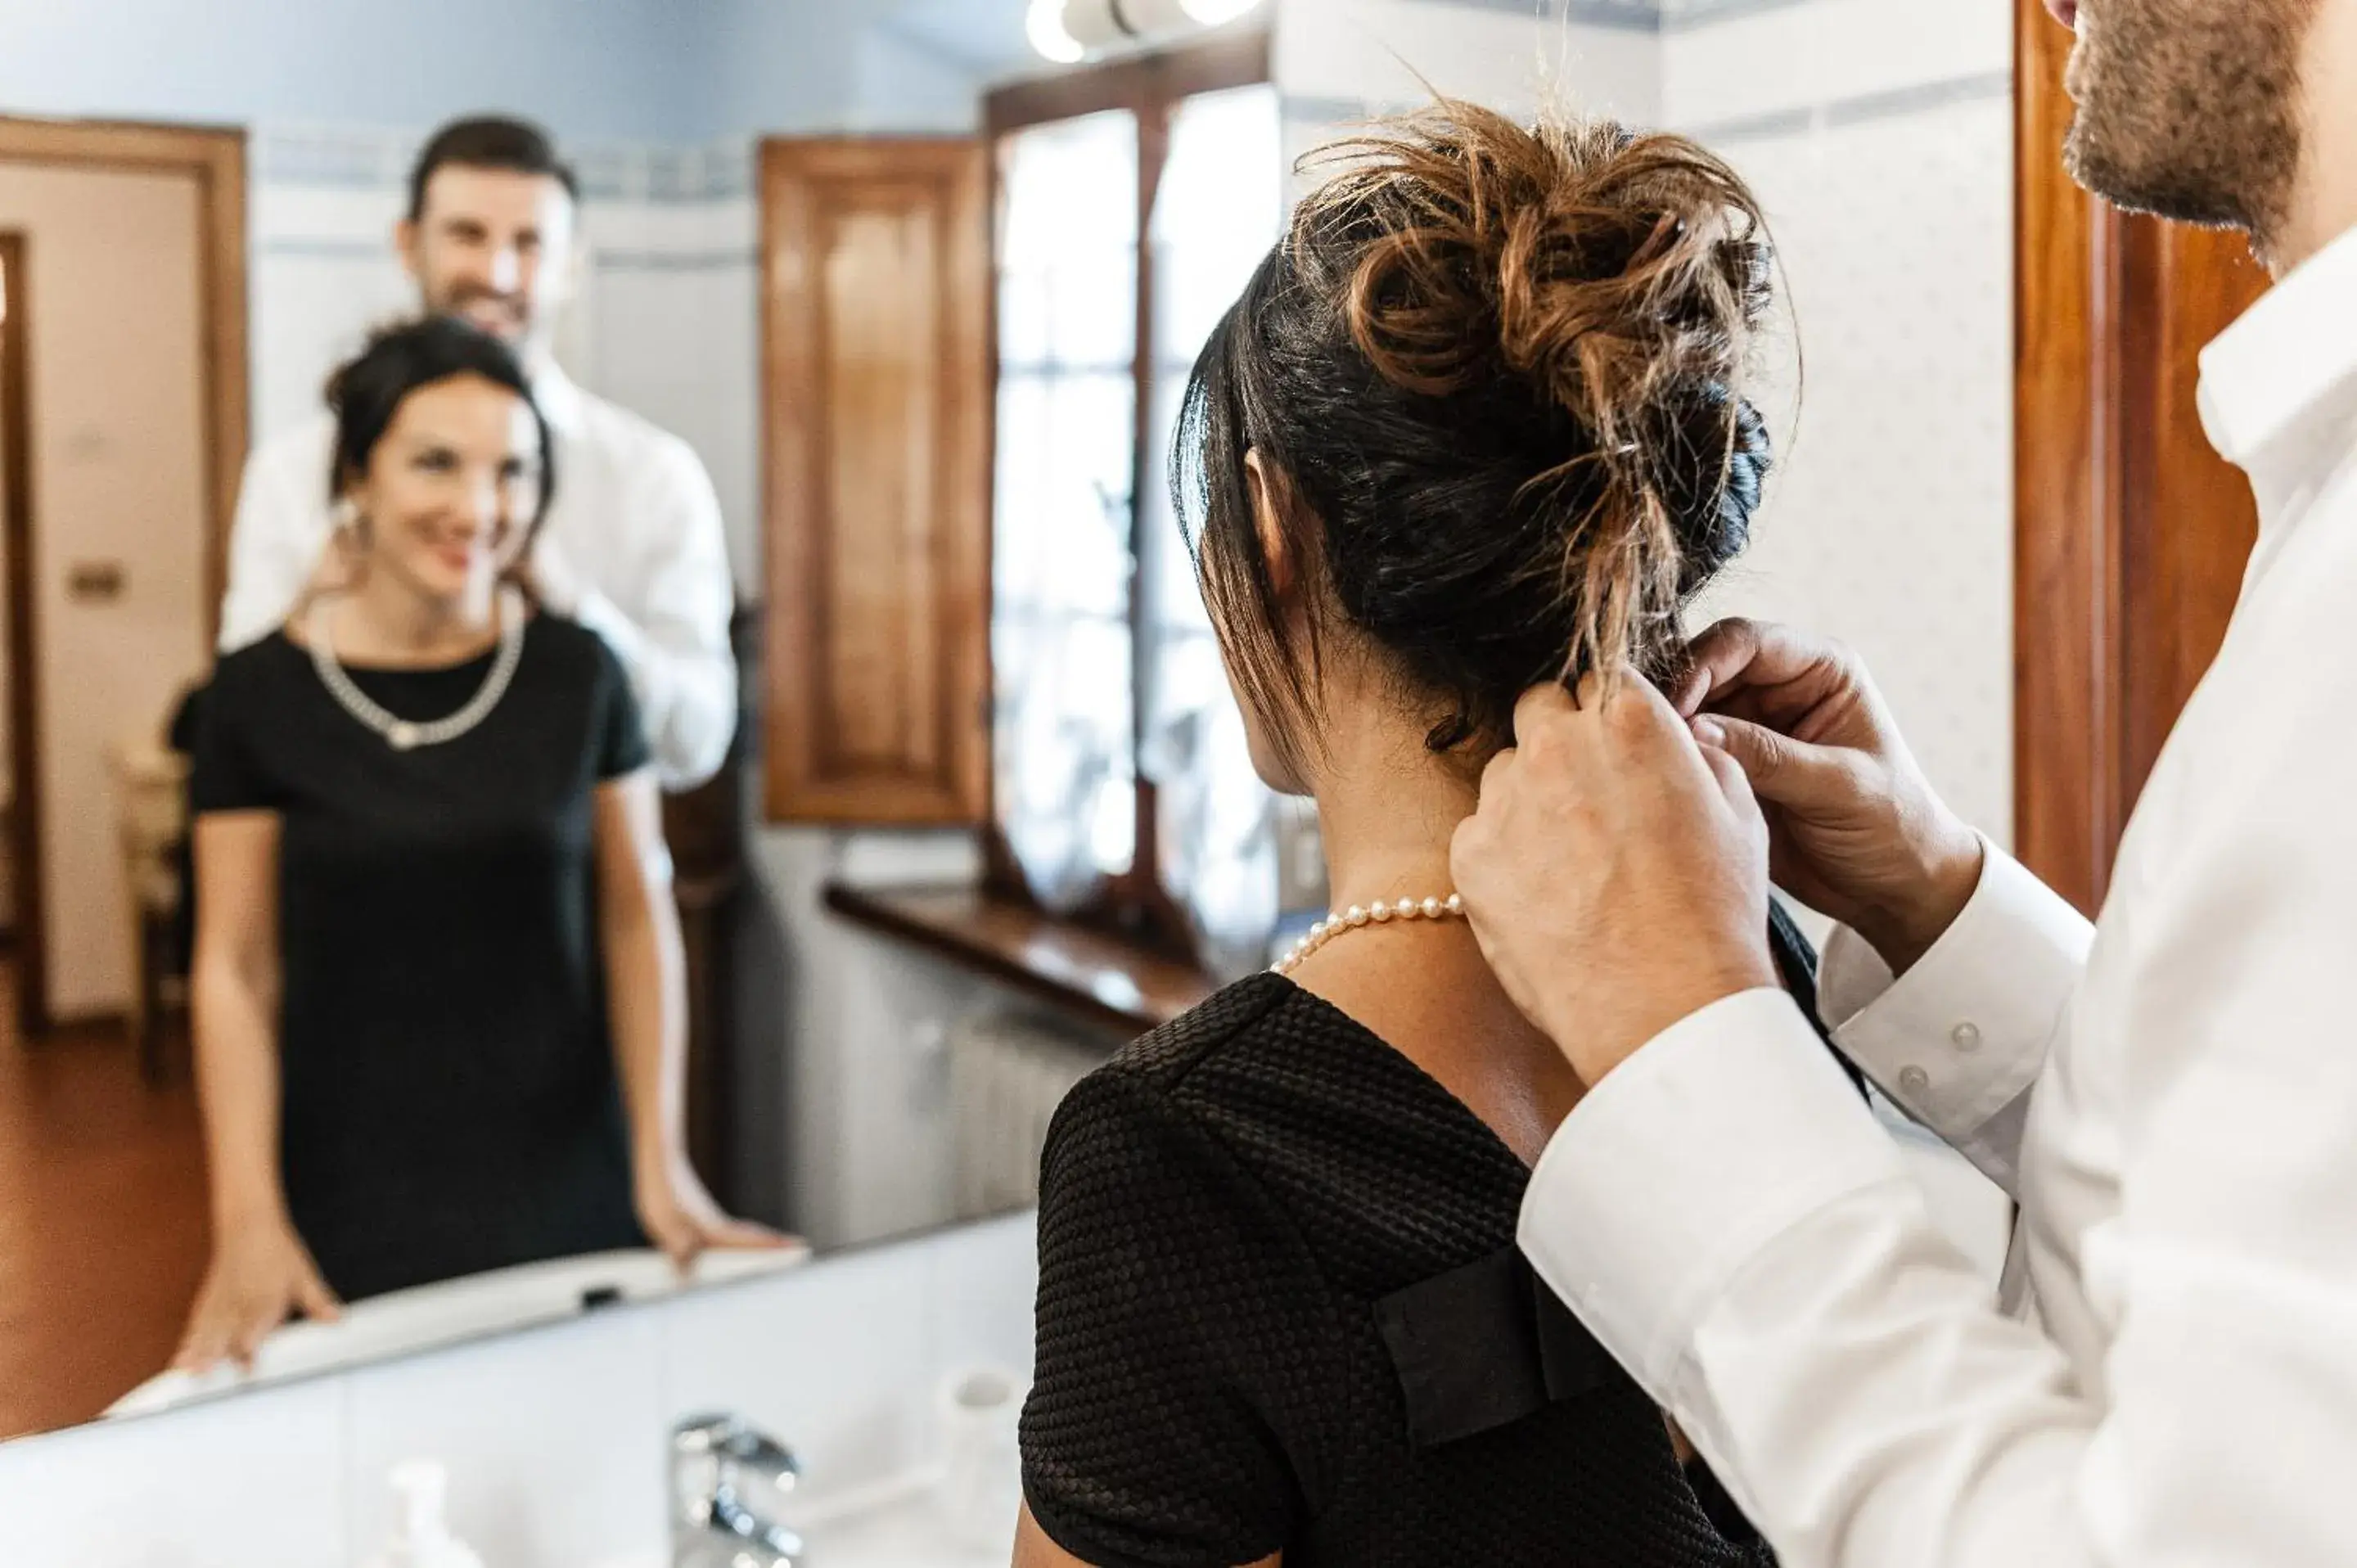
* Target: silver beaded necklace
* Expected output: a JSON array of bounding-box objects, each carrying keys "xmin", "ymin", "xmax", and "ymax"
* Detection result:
[{"xmin": 307, "ymin": 585, "xmax": 528, "ymax": 751}]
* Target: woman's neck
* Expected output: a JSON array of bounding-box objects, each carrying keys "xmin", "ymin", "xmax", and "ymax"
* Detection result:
[
  {"xmin": 1310, "ymin": 718, "xmax": 1481, "ymax": 910},
  {"xmin": 331, "ymin": 575, "xmax": 498, "ymax": 666},
  {"xmin": 1297, "ymin": 706, "xmax": 1589, "ymax": 1162}
]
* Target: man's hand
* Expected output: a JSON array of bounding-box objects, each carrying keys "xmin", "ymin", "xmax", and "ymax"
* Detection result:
[
  {"xmin": 1674, "ymin": 620, "xmax": 1983, "ymax": 974},
  {"xmin": 1451, "ymin": 672, "xmax": 1779, "ymax": 1087}
]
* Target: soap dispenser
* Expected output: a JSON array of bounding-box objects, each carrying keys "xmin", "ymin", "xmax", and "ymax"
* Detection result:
[{"xmin": 363, "ymin": 1460, "xmax": 485, "ymax": 1568}]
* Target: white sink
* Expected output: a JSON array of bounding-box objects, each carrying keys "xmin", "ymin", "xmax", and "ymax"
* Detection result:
[
  {"xmin": 773, "ymin": 1471, "xmax": 1014, "ymax": 1568},
  {"xmin": 805, "ymin": 1501, "xmax": 1006, "ymax": 1568},
  {"xmin": 107, "ymin": 1244, "xmax": 813, "ymax": 1418}
]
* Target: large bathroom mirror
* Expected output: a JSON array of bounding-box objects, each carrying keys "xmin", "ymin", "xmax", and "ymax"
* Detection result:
[{"xmin": 0, "ymin": 0, "xmax": 1301, "ymax": 1444}]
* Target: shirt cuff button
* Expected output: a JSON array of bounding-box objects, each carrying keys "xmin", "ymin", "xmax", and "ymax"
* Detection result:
[
  {"xmin": 1897, "ymin": 1065, "xmax": 1932, "ymax": 1096},
  {"xmin": 1950, "ymin": 1021, "xmax": 1982, "ymax": 1053}
]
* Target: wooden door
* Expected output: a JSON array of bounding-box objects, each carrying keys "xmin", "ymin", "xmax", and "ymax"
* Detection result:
[
  {"xmin": 0, "ymin": 119, "xmax": 246, "ymax": 1030},
  {"xmin": 2013, "ymin": 0, "xmax": 2270, "ymax": 914},
  {"xmin": 760, "ymin": 138, "xmax": 992, "ymax": 826}
]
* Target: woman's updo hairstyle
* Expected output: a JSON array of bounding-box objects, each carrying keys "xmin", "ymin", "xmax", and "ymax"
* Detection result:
[
  {"xmin": 323, "ymin": 315, "xmax": 558, "ymax": 565},
  {"xmin": 1174, "ymin": 102, "xmax": 1778, "ymax": 764}
]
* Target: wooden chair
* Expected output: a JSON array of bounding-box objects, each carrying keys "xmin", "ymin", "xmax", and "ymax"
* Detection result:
[{"xmin": 108, "ymin": 736, "xmax": 190, "ymax": 1081}]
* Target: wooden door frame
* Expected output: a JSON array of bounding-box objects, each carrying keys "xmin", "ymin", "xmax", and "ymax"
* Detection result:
[
  {"xmin": 0, "ymin": 235, "xmax": 30, "ymax": 969},
  {"xmin": 2013, "ymin": 0, "xmax": 2269, "ymax": 918},
  {"xmin": 2014, "ymin": 0, "xmax": 2123, "ymax": 917},
  {"xmin": 0, "ymin": 116, "xmax": 248, "ymax": 1034}
]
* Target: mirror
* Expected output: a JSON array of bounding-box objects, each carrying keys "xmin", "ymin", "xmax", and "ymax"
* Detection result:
[{"xmin": 0, "ymin": 0, "xmax": 1287, "ymax": 1444}]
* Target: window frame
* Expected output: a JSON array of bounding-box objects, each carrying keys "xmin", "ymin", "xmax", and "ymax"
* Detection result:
[{"xmin": 980, "ymin": 32, "xmax": 1274, "ymax": 966}]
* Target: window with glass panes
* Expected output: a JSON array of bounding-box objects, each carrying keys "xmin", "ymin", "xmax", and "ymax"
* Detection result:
[{"xmin": 987, "ymin": 42, "xmax": 1286, "ymax": 977}]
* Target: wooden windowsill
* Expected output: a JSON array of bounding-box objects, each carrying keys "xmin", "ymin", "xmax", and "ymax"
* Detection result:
[{"xmin": 821, "ymin": 883, "xmax": 1217, "ymax": 1038}]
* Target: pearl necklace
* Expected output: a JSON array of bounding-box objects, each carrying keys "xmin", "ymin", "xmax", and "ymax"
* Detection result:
[
  {"xmin": 1272, "ymin": 893, "xmax": 1466, "ymax": 975},
  {"xmin": 308, "ymin": 586, "xmax": 527, "ymax": 752}
]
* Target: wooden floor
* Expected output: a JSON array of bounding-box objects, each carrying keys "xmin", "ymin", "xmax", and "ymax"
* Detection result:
[{"xmin": 0, "ymin": 962, "xmax": 210, "ymax": 1440}]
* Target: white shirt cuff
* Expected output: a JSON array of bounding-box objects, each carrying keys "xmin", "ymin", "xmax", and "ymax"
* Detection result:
[
  {"xmin": 1519, "ymin": 988, "xmax": 1905, "ymax": 1398},
  {"xmin": 1820, "ymin": 843, "xmax": 2090, "ymax": 1151}
]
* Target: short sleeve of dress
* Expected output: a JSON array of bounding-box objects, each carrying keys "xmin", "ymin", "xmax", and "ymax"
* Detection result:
[
  {"xmin": 1021, "ymin": 1066, "xmax": 1313, "ymax": 1568},
  {"xmin": 590, "ymin": 633, "xmax": 652, "ymax": 781},
  {"xmin": 188, "ymin": 669, "xmax": 277, "ymax": 814}
]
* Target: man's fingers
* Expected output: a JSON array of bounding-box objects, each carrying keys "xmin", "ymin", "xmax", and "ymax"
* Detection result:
[
  {"xmin": 1697, "ymin": 738, "xmax": 1760, "ymax": 821},
  {"xmin": 1511, "ymin": 678, "xmax": 1579, "ymax": 741},
  {"xmin": 1476, "ymin": 741, "xmax": 1519, "ymax": 802},
  {"xmin": 1682, "ymin": 618, "xmax": 1768, "ymax": 705},
  {"xmin": 1685, "ymin": 619, "xmax": 1845, "ymax": 710},
  {"xmin": 1692, "ymin": 714, "xmax": 1854, "ymax": 807},
  {"xmin": 1669, "ymin": 661, "xmax": 1713, "ymax": 719},
  {"xmin": 1596, "ymin": 665, "xmax": 1694, "ymax": 759}
]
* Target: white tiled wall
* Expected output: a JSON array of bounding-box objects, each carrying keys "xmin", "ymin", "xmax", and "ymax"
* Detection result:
[
  {"xmin": 1277, "ymin": 0, "xmax": 1663, "ymax": 180},
  {"xmin": 0, "ymin": 1211, "xmax": 1039, "ymax": 1568},
  {"xmin": 574, "ymin": 196, "xmax": 764, "ymax": 594},
  {"xmin": 1278, "ymin": 0, "xmax": 1663, "ymax": 124},
  {"xmin": 1275, "ymin": 0, "xmax": 2017, "ymax": 849},
  {"xmin": 1670, "ymin": 0, "xmax": 2017, "ymax": 846}
]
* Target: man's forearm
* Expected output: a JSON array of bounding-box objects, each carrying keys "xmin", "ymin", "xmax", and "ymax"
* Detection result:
[{"xmin": 572, "ymin": 589, "xmax": 737, "ymax": 790}]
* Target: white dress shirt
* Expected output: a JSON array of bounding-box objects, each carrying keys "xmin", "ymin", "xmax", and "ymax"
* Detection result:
[
  {"xmin": 219, "ymin": 362, "xmax": 737, "ymax": 790},
  {"xmin": 1521, "ymin": 219, "xmax": 2357, "ymax": 1568}
]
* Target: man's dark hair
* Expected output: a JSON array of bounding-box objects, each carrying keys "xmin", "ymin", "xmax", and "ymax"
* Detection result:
[{"xmin": 406, "ymin": 115, "xmax": 579, "ymax": 222}]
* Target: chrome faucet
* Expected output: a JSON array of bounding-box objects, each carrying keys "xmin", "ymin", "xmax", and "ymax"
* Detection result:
[{"xmin": 671, "ymin": 1413, "xmax": 804, "ymax": 1567}]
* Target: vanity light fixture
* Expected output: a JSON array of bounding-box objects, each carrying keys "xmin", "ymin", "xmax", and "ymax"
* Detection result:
[
  {"xmin": 1027, "ymin": 0, "xmax": 1268, "ymax": 62},
  {"xmin": 1025, "ymin": 0, "xmax": 1087, "ymax": 64}
]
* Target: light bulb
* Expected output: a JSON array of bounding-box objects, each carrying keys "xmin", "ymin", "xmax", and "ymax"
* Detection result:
[
  {"xmin": 1025, "ymin": 0, "xmax": 1087, "ymax": 63},
  {"xmin": 1178, "ymin": 0, "xmax": 1265, "ymax": 22}
]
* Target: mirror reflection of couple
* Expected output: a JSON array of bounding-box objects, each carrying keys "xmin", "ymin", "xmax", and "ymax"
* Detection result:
[
  {"xmin": 1016, "ymin": 1, "xmax": 2357, "ymax": 1566},
  {"xmin": 174, "ymin": 118, "xmax": 782, "ymax": 1375}
]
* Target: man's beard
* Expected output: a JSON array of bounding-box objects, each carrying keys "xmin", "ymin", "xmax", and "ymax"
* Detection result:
[
  {"xmin": 429, "ymin": 283, "xmax": 533, "ymax": 346},
  {"xmin": 2062, "ymin": 0, "xmax": 2315, "ymax": 246}
]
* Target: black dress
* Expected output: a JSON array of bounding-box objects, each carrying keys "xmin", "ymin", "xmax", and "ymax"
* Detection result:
[
  {"xmin": 1022, "ymin": 911, "xmax": 1845, "ymax": 1566},
  {"xmin": 191, "ymin": 615, "xmax": 651, "ymax": 1302}
]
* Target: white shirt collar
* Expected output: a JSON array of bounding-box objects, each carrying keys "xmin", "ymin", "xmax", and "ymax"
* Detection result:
[{"xmin": 2197, "ymin": 222, "xmax": 2357, "ymax": 482}]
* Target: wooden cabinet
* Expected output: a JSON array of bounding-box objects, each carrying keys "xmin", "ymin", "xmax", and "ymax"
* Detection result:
[
  {"xmin": 2014, "ymin": 0, "xmax": 2270, "ymax": 913},
  {"xmin": 759, "ymin": 138, "xmax": 992, "ymax": 826}
]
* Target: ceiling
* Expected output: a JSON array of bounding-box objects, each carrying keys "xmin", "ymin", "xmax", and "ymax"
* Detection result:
[{"xmin": 876, "ymin": 0, "xmax": 1042, "ymax": 78}]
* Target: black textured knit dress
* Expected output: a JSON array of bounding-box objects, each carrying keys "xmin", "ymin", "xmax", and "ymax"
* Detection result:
[
  {"xmin": 1022, "ymin": 909, "xmax": 1845, "ymax": 1566},
  {"xmin": 191, "ymin": 615, "xmax": 651, "ymax": 1302}
]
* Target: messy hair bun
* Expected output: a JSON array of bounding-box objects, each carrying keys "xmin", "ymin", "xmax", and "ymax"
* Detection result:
[{"xmin": 1175, "ymin": 101, "xmax": 1777, "ymax": 761}]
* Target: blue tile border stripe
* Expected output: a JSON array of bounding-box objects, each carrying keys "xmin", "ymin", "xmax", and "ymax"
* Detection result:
[
  {"xmin": 1415, "ymin": 0, "xmax": 1813, "ymax": 29},
  {"xmin": 1418, "ymin": 0, "xmax": 1664, "ymax": 32},
  {"xmin": 1282, "ymin": 68, "xmax": 2012, "ymax": 145},
  {"xmin": 255, "ymin": 125, "xmax": 757, "ymax": 203},
  {"xmin": 1680, "ymin": 69, "xmax": 2013, "ymax": 143}
]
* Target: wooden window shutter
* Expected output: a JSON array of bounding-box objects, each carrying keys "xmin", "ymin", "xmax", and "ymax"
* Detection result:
[{"xmin": 761, "ymin": 138, "xmax": 992, "ymax": 825}]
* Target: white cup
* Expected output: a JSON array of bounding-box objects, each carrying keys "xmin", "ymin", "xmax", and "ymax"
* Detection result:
[{"xmin": 937, "ymin": 1366, "xmax": 1027, "ymax": 1551}]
